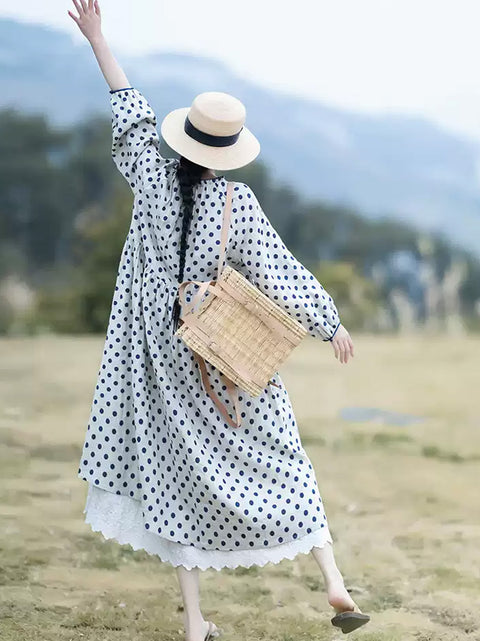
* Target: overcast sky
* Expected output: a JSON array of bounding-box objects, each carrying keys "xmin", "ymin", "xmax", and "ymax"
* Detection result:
[{"xmin": 2, "ymin": 0, "xmax": 480, "ymax": 141}]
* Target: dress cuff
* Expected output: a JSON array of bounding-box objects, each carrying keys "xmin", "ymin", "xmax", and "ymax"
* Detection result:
[
  {"xmin": 323, "ymin": 322, "xmax": 341, "ymax": 342},
  {"xmin": 109, "ymin": 87, "xmax": 134, "ymax": 94}
]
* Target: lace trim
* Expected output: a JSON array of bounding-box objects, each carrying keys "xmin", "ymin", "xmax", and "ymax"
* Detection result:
[{"xmin": 83, "ymin": 484, "xmax": 333, "ymax": 571}]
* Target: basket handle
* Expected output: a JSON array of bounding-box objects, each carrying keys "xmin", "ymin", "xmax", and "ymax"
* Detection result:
[
  {"xmin": 216, "ymin": 181, "xmax": 234, "ymax": 281},
  {"xmin": 177, "ymin": 278, "xmax": 213, "ymax": 316},
  {"xmin": 175, "ymin": 182, "xmax": 233, "ymax": 320}
]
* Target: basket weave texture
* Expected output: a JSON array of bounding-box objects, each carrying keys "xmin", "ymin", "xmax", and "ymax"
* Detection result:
[{"xmin": 175, "ymin": 265, "xmax": 308, "ymax": 396}]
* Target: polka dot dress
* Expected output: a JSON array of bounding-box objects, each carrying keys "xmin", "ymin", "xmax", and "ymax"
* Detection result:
[{"xmin": 78, "ymin": 87, "xmax": 342, "ymax": 570}]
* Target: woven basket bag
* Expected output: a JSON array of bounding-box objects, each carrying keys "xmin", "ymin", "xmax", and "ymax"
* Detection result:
[{"xmin": 174, "ymin": 181, "xmax": 308, "ymax": 428}]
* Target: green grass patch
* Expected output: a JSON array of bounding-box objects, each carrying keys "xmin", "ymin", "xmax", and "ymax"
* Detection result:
[{"xmin": 420, "ymin": 444, "xmax": 480, "ymax": 463}]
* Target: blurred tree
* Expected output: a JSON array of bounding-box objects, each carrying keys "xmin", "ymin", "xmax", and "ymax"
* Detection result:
[
  {"xmin": 0, "ymin": 108, "xmax": 71, "ymax": 271},
  {"xmin": 36, "ymin": 182, "xmax": 131, "ymax": 333},
  {"xmin": 2, "ymin": 109, "xmax": 480, "ymax": 334},
  {"xmin": 75, "ymin": 184, "xmax": 132, "ymax": 332},
  {"xmin": 312, "ymin": 260, "xmax": 380, "ymax": 331}
]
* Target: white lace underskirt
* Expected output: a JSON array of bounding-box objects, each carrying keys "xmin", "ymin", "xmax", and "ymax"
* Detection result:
[{"xmin": 83, "ymin": 483, "xmax": 334, "ymax": 571}]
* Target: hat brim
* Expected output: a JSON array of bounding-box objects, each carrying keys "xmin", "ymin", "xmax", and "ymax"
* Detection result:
[{"xmin": 160, "ymin": 107, "xmax": 260, "ymax": 171}]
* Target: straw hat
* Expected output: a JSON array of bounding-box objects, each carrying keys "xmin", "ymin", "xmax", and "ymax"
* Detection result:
[{"xmin": 160, "ymin": 91, "xmax": 260, "ymax": 171}]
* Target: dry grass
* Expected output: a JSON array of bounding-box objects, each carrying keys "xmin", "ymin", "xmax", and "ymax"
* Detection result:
[{"xmin": 0, "ymin": 333, "xmax": 479, "ymax": 640}]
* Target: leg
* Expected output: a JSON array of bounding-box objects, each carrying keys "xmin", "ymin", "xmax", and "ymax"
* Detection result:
[
  {"xmin": 175, "ymin": 565, "xmax": 221, "ymax": 641},
  {"xmin": 310, "ymin": 541, "xmax": 363, "ymax": 614}
]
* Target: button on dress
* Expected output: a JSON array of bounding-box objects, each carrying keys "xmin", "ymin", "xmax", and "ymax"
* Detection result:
[{"xmin": 78, "ymin": 87, "xmax": 342, "ymax": 571}]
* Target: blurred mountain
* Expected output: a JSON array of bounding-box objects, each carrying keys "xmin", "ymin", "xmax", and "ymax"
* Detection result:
[{"xmin": 2, "ymin": 17, "xmax": 480, "ymax": 255}]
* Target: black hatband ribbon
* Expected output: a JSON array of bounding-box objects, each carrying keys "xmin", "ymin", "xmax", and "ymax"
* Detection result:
[{"xmin": 184, "ymin": 116, "xmax": 243, "ymax": 147}]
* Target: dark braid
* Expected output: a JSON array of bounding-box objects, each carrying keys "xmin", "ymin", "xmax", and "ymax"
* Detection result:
[{"xmin": 171, "ymin": 155, "xmax": 208, "ymax": 332}]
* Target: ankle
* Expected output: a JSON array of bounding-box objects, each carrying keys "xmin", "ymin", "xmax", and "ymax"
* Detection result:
[
  {"xmin": 182, "ymin": 611, "xmax": 204, "ymax": 630},
  {"xmin": 324, "ymin": 568, "xmax": 345, "ymax": 587}
]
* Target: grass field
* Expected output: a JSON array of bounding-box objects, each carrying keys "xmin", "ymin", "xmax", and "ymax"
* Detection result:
[{"xmin": 1, "ymin": 334, "xmax": 479, "ymax": 640}]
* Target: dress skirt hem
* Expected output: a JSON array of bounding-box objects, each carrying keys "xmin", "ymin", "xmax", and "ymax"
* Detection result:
[{"xmin": 83, "ymin": 483, "xmax": 334, "ymax": 572}]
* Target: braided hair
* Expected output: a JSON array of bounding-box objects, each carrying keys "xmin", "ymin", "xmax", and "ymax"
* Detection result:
[{"xmin": 171, "ymin": 155, "xmax": 209, "ymax": 332}]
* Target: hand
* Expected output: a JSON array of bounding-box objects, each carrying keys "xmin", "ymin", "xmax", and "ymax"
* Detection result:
[
  {"xmin": 331, "ymin": 324, "xmax": 354, "ymax": 364},
  {"xmin": 68, "ymin": 0, "xmax": 102, "ymax": 42}
]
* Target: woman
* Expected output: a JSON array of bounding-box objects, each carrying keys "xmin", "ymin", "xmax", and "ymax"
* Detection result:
[{"xmin": 69, "ymin": 1, "xmax": 370, "ymax": 638}]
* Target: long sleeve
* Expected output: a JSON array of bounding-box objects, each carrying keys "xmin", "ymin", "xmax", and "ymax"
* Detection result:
[
  {"xmin": 110, "ymin": 87, "xmax": 167, "ymax": 193},
  {"xmin": 230, "ymin": 183, "xmax": 342, "ymax": 342}
]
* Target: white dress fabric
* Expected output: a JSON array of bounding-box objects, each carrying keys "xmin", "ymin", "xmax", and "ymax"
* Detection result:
[{"xmin": 77, "ymin": 87, "xmax": 341, "ymax": 571}]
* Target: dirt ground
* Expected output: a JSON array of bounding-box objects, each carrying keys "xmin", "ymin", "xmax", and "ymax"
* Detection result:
[{"xmin": 0, "ymin": 333, "xmax": 479, "ymax": 640}]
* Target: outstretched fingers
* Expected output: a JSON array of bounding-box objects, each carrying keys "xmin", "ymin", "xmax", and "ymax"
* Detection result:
[
  {"xmin": 67, "ymin": 9, "xmax": 79, "ymax": 23},
  {"xmin": 71, "ymin": 0, "xmax": 83, "ymax": 16},
  {"xmin": 94, "ymin": 0, "xmax": 101, "ymax": 16}
]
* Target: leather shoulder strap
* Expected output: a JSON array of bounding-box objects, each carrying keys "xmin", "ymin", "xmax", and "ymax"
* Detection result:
[
  {"xmin": 216, "ymin": 181, "xmax": 234, "ymax": 280},
  {"xmin": 192, "ymin": 350, "xmax": 242, "ymax": 428}
]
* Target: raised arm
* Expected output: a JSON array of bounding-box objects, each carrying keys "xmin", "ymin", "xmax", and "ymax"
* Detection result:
[
  {"xmin": 68, "ymin": 0, "xmax": 129, "ymax": 91},
  {"xmin": 68, "ymin": 0, "xmax": 169, "ymax": 193}
]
